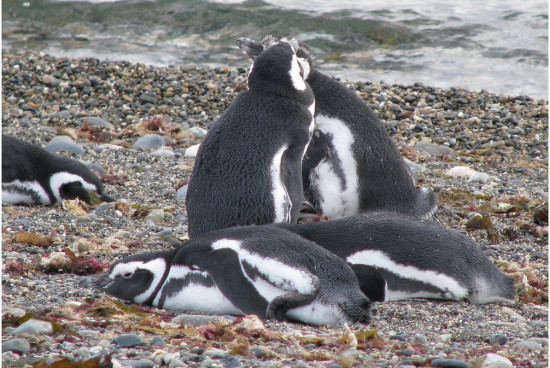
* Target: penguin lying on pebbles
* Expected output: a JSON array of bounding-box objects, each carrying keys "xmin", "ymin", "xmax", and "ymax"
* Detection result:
[
  {"xmin": 93, "ymin": 225, "xmax": 373, "ymax": 326},
  {"xmin": 236, "ymin": 36, "xmax": 437, "ymax": 220},
  {"xmin": 276, "ymin": 212, "xmax": 516, "ymax": 304},
  {"xmin": 186, "ymin": 40, "xmax": 315, "ymax": 238},
  {"xmin": 2, "ymin": 135, "xmax": 113, "ymax": 205}
]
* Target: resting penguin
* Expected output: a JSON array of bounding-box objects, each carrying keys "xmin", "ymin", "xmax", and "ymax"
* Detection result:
[
  {"xmin": 92, "ymin": 225, "xmax": 373, "ymax": 326},
  {"xmin": 236, "ymin": 36, "xmax": 437, "ymax": 220},
  {"xmin": 186, "ymin": 40, "xmax": 315, "ymax": 238},
  {"xmin": 275, "ymin": 212, "xmax": 516, "ymax": 304},
  {"xmin": 2, "ymin": 135, "xmax": 113, "ymax": 205}
]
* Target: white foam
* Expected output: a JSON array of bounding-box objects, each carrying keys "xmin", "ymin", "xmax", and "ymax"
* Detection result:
[
  {"xmin": 347, "ymin": 249, "xmax": 468, "ymax": 300},
  {"xmin": 270, "ymin": 144, "xmax": 291, "ymax": 223},
  {"xmin": 49, "ymin": 172, "xmax": 98, "ymax": 202},
  {"xmin": 312, "ymin": 114, "xmax": 359, "ymax": 219},
  {"xmin": 109, "ymin": 259, "xmax": 167, "ymax": 304},
  {"xmin": 2, "ymin": 180, "xmax": 51, "ymax": 204},
  {"xmin": 211, "ymin": 238, "xmax": 316, "ymax": 295}
]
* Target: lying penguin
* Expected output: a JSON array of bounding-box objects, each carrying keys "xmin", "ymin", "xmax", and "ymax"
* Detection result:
[
  {"xmin": 92, "ymin": 225, "xmax": 373, "ymax": 326},
  {"xmin": 275, "ymin": 212, "xmax": 516, "ymax": 304},
  {"xmin": 186, "ymin": 39, "xmax": 315, "ymax": 238},
  {"xmin": 236, "ymin": 36, "xmax": 436, "ymax": 220},
  {"xmin": 2, "ymin": 135, "xmax": 113, "ymax": 205}
]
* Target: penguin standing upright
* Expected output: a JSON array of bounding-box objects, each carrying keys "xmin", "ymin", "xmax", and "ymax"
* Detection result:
[
  {"xmin": 92, "ymin": 225, "xmax": 373, "ymax": 326},
  {"xmin": 2, "ymin": 134, "xmax": 113, "ymax": 205},
  {"xmin": 275, "ymin": 212, "xmax": 516, "ymax": 304},
  {"xmin": 236, "ymin": 36, "xmax": 437, "ymax": 220},
  {"xmin": 186, "ymin": 40, "xmax": 315, "ymax": 238}
]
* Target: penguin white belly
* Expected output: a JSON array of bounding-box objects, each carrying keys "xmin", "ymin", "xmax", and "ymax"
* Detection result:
[
  {"xmin": 313, "ymin": 114, "xmax": 359, "ymax": 219},
  {"xmin": 346, "ymin": 250, "xmax": 468, "ymax": 300},
  {"xmin": 2, "ymin": 180, "xmax": 50, "ymax": 204},
  {"xmin": 270, "ymin": 145, "xmax": 291, "ymax": 223},
  {"xmin": 286, "ymin": 300, "xmax": 347, "ymax": 326},
  {"xmin": 162, "ymin": 282, "xmax": 243, "ymax": 315}
]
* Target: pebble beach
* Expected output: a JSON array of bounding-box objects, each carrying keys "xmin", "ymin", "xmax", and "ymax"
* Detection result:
[{"xmin": 1, "ymin": 51, "xmax": 548, "ymax": 367}]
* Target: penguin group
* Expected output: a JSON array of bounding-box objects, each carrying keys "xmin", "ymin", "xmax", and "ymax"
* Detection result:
[
  {"xmin": 2, "ymin": 36, "xmax": 516, "ymax": 325},
  {"xmin": 93, "ymin": 36, "xmax": 516, "ymax": 325}
]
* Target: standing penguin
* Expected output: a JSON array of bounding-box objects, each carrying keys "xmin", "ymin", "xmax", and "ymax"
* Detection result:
[
  {"xmin": 2, "ymin": 135, "xmax": 113, "ymax": 205},
  {"xmin": 236, "ymin": 36, "xmax": 436, "ymax": 219},
  {"xmin": 92, "ymin": 225, "xmax": 372, "ymax": 326},
  {"xmin": 276, "ymin": 212, "xmax": 516, "ymax": 304},
  {"xmin": 186, "ymin": 40, "xmax": 315, "ymax": 238}
]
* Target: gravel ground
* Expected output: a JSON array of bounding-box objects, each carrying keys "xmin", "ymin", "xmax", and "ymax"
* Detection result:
[{"xmin": 1, "ymin": 51, "xmax": 548, "ymax": 368}]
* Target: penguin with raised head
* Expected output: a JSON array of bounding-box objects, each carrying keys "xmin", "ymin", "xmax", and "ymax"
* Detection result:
[
  {"xmin": 2, "ymin": 134, "xmax": 113, "ymax": 205},
  {"xmin": 92, "ymin": 225, "xmax": 373, "ymax": 326},
  {"xmin": 275, "ymin": 212, "xmax": 516, "ymax": 304},
  {"xmin": 236, "ymin": 36, "xmax": 437, "ymax": 220},
  {"xmin": 186, "ymin": 40, "xmax": 315, "ymax": 238}
]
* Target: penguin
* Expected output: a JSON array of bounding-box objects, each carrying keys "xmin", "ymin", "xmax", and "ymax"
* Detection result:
[
  {"xmin": 275, "ymin": 212, "xmax": 516, "ymax": 304},
  {"xmin": 186, "ymin": 40, "xmax": 315, "ymax": 238},
  {"xmin": 236, "ymin": 36, "xmax": 437, "ymax": 220},
  {"xmin": 92, "ymin": 225, "xmax": 373, "ymax": 326},
  {"xmin": 2, "ymin": 134, "xmax": 113, "ymax": 205}
]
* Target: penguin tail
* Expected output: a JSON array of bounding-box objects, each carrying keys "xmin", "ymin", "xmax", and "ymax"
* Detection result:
[{"xmin": 412, "ymin": 187, "xmax": 438, "ymax": 219}]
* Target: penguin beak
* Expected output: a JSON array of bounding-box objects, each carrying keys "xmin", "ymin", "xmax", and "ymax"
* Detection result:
[
  {"xmin": 80, "ymin": 274, "xmax": 113, "ymax": 290},
  {"xmin": 99, "ymin": 192, "xmax": 115, "ymax": 202}
]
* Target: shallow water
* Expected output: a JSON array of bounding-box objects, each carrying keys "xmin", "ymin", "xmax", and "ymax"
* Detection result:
[{"xmin": 2, "ymin": 0, "xmax": 548, "ymax": 99}]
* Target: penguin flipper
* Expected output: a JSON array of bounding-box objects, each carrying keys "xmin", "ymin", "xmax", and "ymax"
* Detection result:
[
  {"xmin": 266, "ymin": 276, "xmax": 321, "ymax": 321},
  {"xmin": 350, "ymin": 264, "xmax": 387, "ymax": 302}
]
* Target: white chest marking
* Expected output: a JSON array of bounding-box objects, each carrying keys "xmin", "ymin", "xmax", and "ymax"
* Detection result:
[
  {"xmin": 49, "ymin": 172, "xmax": 98, "ymax": 202},
  {"xmin": 157, "ymin": 265, "xmax": 242, "ymax": 315},
  {"xmin": 312, "ymin": 115, "xmax": 359, "ymax": 219},
  {"xmin": 2, "ymin": 180, "xmax": 50, "ymax": 204},
  {"xmin": 270, "ymin": 145, "xmax": 291, "ymax": 223},
  {"xmin": 289, "ymin": 54, "xmax": 306, "ymax": 91},
  {"xmin": 110, "ymin": 259, "xmax": 167, "ymax": 304},
  {"xmin": 211, "ymin": 239, "xmax": 316, "ymax": 296},
  {"xmin": 286, "ymin": 300, "xmax": 347, "ymax": 326},
  {"xmin": 347, "ymin": 250, "xmax": 468, "ymax": 300}
]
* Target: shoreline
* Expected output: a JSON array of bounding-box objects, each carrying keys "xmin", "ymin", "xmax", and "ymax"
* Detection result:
[{"xmin": 1, "ymin": 51, "xmax": 548, "ymax": 367}]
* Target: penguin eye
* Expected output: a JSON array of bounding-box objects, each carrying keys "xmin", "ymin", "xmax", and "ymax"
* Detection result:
[
  {"xmin": 122, "ymin": 272, "xmax": 133, "ymax": 278},
  {"xmin": 190, "ymin": 265, "xmax": 201, "ymax": 271}
]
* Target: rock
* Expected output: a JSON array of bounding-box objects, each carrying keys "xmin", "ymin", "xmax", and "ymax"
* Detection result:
[
  {"xmin": 473, "ymin": 353, "xmax": 513, "ymax": 368},
  {"xmin": 44, "ymin": 137, "xmax": 85, "ymax": 155},
  {"xmin": 488, "ymin": 333, "xmax": 508, "ymax": 345},
  {"xmin": 78, "ymin": 329, "xmax": 100, "ymax": 339},
  {"xmin": 430, "ymin": 359, "xmax": 468, "ymax": 368},
  {"xmin": 204, "ymin": 348, "xmax": 229, "ymax": 359},
  {"xmin": 466, "ymin": 214, "xmax": 493, "ymax": 230},
  {"xmin": 171, "ymin": 314, "xmax": 229, "ymax": 327},
  {"xmin": 2, "ymin": 338, "xmax": 31, "ymax": 353},
  {"xmin": 42, "ymin": 74, "xmax": 61, "ymax": 85},
  {"xmin": 120, "ymin": 359, "xmax": 156, "ymax": 368},
  {"xmin": 85, "ymin": 162, "xmax": 107, "ymax": 175},
  {"xmin": 184, "ymin": 144, "xmax": 200, "ymax": 158},
  {"xmin": 151, "ymin": 148, "xmax": 175, "ymax": 157},
  {"xmin": 188, "ymin": 127, "xmax": 207, "ymax": 139},
  {"xmin": 144, "ymin": 209, "xmax": 165, "ymax": 224},
  {"xmin": 113, "ymin": 333, "xmax": 143, "ymax": 348},
  {"xmin": 511, "ymin": 340, "xmax": 544, "ymax": 351},
  {"xmin": 139, "ymin": 93, "xmax": 158, "ymax": 104},
  {"xmin": 3, "ymin": 308, "xmax": 26, "ymax": 320},
  {"xmin": 410, "ymin": 333, "xmax": 427, "ymax": 345},
  {"xmin": 134, "ymin": 134, "xmax": 165, "ymax": 150},
  {"xmin": 500, "ymin": 307, "xmax": 527, "ymax": 322},
  {"xmin": 176, "ymin": 184, "xmax": 188, "ymax": 201},
  {"xmin": 445, "ymin": 166, "xmax": 478, "ymax": 179},
  {"xmin": 11, "ymin": 319, "xmax": 53, "ymax": 335},
  {"xmin": 414, "ymin": 141, "xmax": 453, "ymax": 156},
  {"xmin": 77, "ymin": 117, "xmax": 114, "ymax": 129},
  {"xmin": 168, "ymin": 359, "xmax": 187, "ymax": 368}
]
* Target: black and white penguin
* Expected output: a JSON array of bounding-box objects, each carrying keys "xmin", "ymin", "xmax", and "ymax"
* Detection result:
[
  {"xmin": 275, "ymin": 212, "xmax": 516, "ymax": 304},
  {"xmin": 186, "ymin": 40, "xmax": 315, "ymax": 238},
  {"xmin": 2, "ymin": 135, "xmax": 113, "ymax": 205},
  {"xmin": 236, "ymin": 36, "xmax": 437, "ymax": 220},
  {"xmin": 93, "ymin": 225, "xmax": 373, "ymax": 326}
]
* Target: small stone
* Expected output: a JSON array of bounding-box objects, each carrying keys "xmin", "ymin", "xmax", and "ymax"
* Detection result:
[
  {"xmin": 184, "ymin": 144, "xmax": 200, "ymax": 158},
  {"xmin": 173, "ymin": 97, "xmax": 185, "ymax": 106},
  {"xmin": 204, "ymin": 348, "xmax": 229, "ymax": 359},
  {"xmin": 42, "ymin": 74, "xmax": 61, "ymax": 85},
  {"xmin": 120, "ymin": 359, "xmax": 156, "ymax": 368},
  {"xmin": 488, "ymin": 333, "xmax": 508, "ymax": 345},
  {"xmin": 249, "ymin": 346, "xmax": 264, "ymax": 359},
  {"xmin": 2, "ymin": 338, "xmax": 31, "ymax": 353},
  {"xmin": 445, "ymin": 166, "xmax": 478, "ymax": 179},
  {"xmin": 168, "ymin": 358, "xmax": 187, "ymax": 368},
  {"xmin": 414, "ymin": 141, "xmax": 453, "ymax": 156},
  {"xmin": 171, "ymin": 314, "xmax": 229, "ymax": 327},
  {"xmin": 113, "ymin": 333, "xmax": 143, "ymax": 348},
  {"xmin": 77, "ymin": 117, "xmax": 114, "ymax": 129},
  {"xmin": 134, "ymin": 134, "xmax": 165, "ymax": 150},
  {"xmin": 151, "ymin": 336, "xmax": 166, "ymax": 347},
  {"xmin": 3, "ymin": 308, "xmax": 26, "ymax": 319},
  {"xmin": 139, "ymin": 93, "xmax": 158, "ymax": 104},
  {"xmin": 176, "ymin": 184, "xmax": 188, "ymax": 201},
  {"xmin": 78, "ymin": 329, "xmax": 100, "ymax": 339},
  {"xmin": 44, "ymin": 137, "xmax": 85, "ymax": 155},
  {"xmin": 476, "ymin": 353, "xmax": 513, "ymax": 368},
  {"xmin": 430, "ymin": 358, "xmax": 468, "ymax": 368},
  {"xmin": 188, "ymin": 127, "xmax": 207, "ymax": 139},
  {"xmin": 151, "ymin": 148, "xmax": 175, "ymax": 157},
  {"xmin": 500, "ymin": 307, "xmax": 526, "ymax": 322},
  {"xmin": 11, "ymin": 319, "xmax": 53, "ymax": 335},
  {"xmin": 144, "ymin": 209, "xmax": 165, "ymax": 224},
  {"xmin": 410, "ymin": 333, "xmax": 427, "ymax": 345},
  {"xmin": 511, "ymin": 340, "xmax": 544, "ymax": 351}
]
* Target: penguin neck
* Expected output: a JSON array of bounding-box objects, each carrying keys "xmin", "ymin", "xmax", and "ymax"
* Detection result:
[{"xmin": 249, "ymin": 79, "xmax": 314, "ymax": 107}]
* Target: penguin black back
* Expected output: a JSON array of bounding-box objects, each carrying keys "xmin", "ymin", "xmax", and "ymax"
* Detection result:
[
  {"xmin": 2, "ymin": 135, "xmax": 113, "ymax": 204},
  {"xmin": 186, "ymin": 41, "xmax": 315, "ymax": 238}
]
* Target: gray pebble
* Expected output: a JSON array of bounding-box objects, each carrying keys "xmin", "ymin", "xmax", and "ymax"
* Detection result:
[
  {"xmin": 76, "ymin": 347, "xmax": 91, "ymax": 360},
  {"xmin": 76, "ymin": 117, "xmax": 114, "ymax": 130},
  {"xmin": 249, "ymin": 346, "xmax": 264, "ymax": 359},
  {"xmin": 44, "ymin": 138, "xmax": 85, "ymax": 155},
  {"xmin": 171, "ymin": 314, "xmax": 231, "ymax": 327},
  {"xmin": 85, "ymin": 162, "xmax": 107, "ymax": 175},
  {"xmin": 150, "ymin": 336, "xmax": 166, "ymax": 347},
  {"xmin": 184, "ymin": 144, "xmax": 200, "ymax": 158},
  {"xmin": 173, "ymin": 97, "xmax": 185, "ymax": 106},
  {"xmin": 78, "ymin": 329, "xmax": 101, "ymax": 339},
  {"xmin": 168, "ymin": 358, "xmax": 187, "ymax": 368},
  {"xmin": 151, "ymin": 148, "xmax": 175, "ymax": 157},
  {"xmin": 410, "ymin": 333, "xmax": 427, "ymax": 345},
  {"xmin": 120, "ymin": 359, "xmax": 156, "ymax": 368},
  {"xmin": 2, "ymin": 338, "xmax": 31, "ymax": 354},
  {"xmin": 488, "ymin": 333, "xmax": 508, "ymax": 345},
  {"xmin": 199, "ymin": 359, "xmax": 214, "ymax": 368},
  {"xmin": 14, "ymin": 218, "xmax": 31, "ymax": 226},
  {"xmin": 430, "ymin": 359, "xmax": 468, "ymax": 368},
  {"xmin": 113, "ymin": 333, "xmax": 143, "ymax": 348},
  {"xmin": 134, "ymin": 134, "xmax": 165, "ymax": 150},
  {"xmin": 478, "ymin": 353, "xmax": 513, "ymax": 368},
  {"xmin": 511, "ymin": 340, "xmax": 544, "ymax": 351},
  {"xmin": 139, "ymin": 93, "xmax": 158, "ymax": 104},
  {"xmin": 188, "ymin": 126, "xmax": 207, "ymax": 139},
  {"xmin": 176, "ymin": 184, "xmax": 188, "ymax": 201},
  {"xmin": 144, "ymin": 209, "xmax": 165, "ymax": 224},
  {"xmin": 414, "ymin": 141, "xmax": 453, "ymax": 156},
  {"xmin": 95, "ymin": 202, "xmax": 116, "ymax": 214},
  {"xmin": 11, "ymin": 319, "xmax": 53, "ymax": 335}
]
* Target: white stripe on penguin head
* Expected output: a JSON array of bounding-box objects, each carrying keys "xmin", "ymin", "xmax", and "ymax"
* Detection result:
[
  {"xmin": 109, "ymin": 259, "xmax": 167, "ymax": 303},
  {"xmin": 49, "ymin": 172, "xmax": 98, "ymax": 202}
]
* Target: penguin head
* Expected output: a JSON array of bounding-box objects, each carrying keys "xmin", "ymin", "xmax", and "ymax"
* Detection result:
[
  {"xmin": 239, "ymin": 37, "xmax": 312, "ymax": 94},
  {"xmin": 94, "ymin": 250, "xmax": 173, "ymax": 304},
  {"xmin": 336, "ymin": 293, "xmax": 372, "ymax": 324}
]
